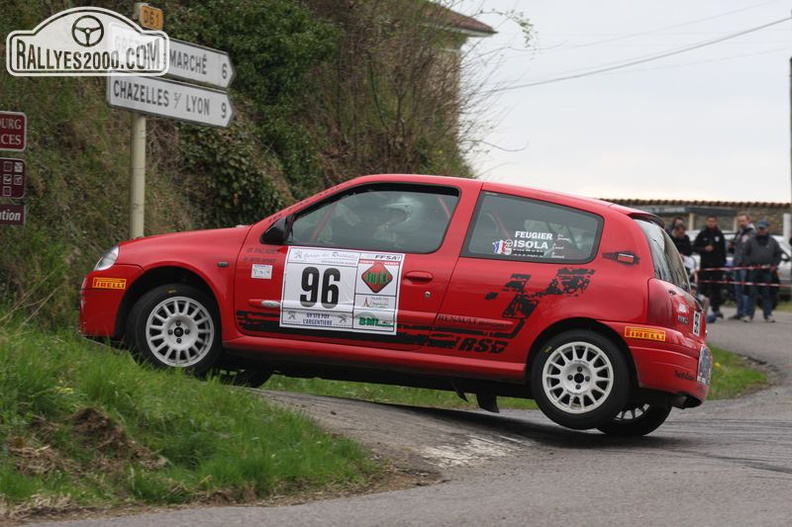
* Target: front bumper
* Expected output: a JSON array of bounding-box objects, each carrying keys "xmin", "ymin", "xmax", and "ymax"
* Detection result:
[{"xmin": 79, "ymin": 264, "xmax": 143, "ymax": 338}]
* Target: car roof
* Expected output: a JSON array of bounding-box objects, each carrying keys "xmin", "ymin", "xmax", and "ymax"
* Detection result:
[{"xmin": 352, "ymin": 174, "xmax": 661, "ymax": 224}]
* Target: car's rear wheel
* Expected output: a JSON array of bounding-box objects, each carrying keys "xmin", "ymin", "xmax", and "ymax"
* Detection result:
[
  {"xmin": 597, "ymin": 404, "xmax": 671, "ymax": 437},
  {"xmin": 126, "ymin": 284, "xmax": 222, "ymax": 374},
  {"xmin": 214, "ymin": 368, "xmax": 273, "ymax": 388},
  {"xmin": 531, "ymin": 330, "xmax": 631, "ymax": 430}
]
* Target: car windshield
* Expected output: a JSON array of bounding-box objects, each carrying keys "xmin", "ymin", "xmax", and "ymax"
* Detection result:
[{"xmin": 636, "ymin": 219, "xmax": 691, "ymax": 292}]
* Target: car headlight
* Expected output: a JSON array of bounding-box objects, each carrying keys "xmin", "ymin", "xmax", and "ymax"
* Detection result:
[{"xmin": 94, "ymin": 245, "xmax": 119, "ymax": 271}]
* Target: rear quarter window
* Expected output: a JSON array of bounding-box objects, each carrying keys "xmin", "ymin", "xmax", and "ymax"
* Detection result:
[{"xmin": 463, "ymin": 192, "xmax": 602, "ymax": 263}]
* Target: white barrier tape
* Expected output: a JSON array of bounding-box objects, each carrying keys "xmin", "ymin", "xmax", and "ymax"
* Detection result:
[{"xmin": 696, "ymin": 279, "xmax": 780, "ymax": 288}]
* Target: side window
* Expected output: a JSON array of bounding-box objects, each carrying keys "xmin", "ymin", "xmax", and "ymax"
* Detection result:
[
  {"xmin": 636, "ymin": 219, "xmax": 690, "ymax": 291},
  {"xmin": 289, "ymin": 184, "xmax": 459, "ymax": 254},
  {"xmin": 464, "ymin": 192, "xmax": 602, "ymax": 263}
]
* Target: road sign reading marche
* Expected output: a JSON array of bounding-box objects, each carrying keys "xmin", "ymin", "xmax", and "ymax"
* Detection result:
[
  {"xmin": 168, "ymin": 39, "xmax": 235, "ymax": 89},
  {"xmin": 106, "ymin": 76, "xmax": 233, "ymax": 128}
]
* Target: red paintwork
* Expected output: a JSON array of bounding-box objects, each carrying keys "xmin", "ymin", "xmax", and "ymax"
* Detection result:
[{"xmin": 79, "ymin": 174, "xmax": 709, "ymax": 405}]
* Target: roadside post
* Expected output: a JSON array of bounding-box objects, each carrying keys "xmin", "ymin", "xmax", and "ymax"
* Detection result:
[{"xmin": 110, "ymin": 3, "xmax": 235, "ymax": 239}]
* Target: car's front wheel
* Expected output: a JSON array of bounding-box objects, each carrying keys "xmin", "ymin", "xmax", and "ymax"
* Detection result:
[
  {"xmin": 597, "ymin": 404, "xmax": 672, "ymax": 437},
  {"xmin": 531, "ymin": 330, "xmax": 631, "ymax": 430},
  {"xmin": 126, "ymin": 284, "xmax": 222, "ymax": 374}
]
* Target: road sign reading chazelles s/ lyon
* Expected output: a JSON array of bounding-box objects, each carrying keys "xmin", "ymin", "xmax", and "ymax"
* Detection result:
[
  {"xmin": 106, "ymin": 75, "xmax": 233, "ymax": 128},
  {"xmin": 168, "ymin": 39, "xmax": 235, "ymax": 89},
  {"xmin": 0, "ymin": 111, "xmax": 26, "ymax": 151}
]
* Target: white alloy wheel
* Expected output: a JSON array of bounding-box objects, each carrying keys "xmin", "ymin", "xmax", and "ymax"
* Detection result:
[
  {"xmin": 540, "ymin": 340, "xmax": 615, "ymax": 415},
  {"xmin": 144, "ymin": 295, "xmax": 216, "ymax": 368}
]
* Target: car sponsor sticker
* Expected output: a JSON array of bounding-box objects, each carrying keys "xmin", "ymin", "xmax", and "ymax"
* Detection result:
[
  {"xmin": 91, "ymin": 277, "xmax": 126, "ymax": 290},
  {"xmin": 624, "ymin": 326, "xmax": 666, "ymax": 342},
  {"xmin": 697, "ymin": 345, "xmax": 712, "ymax": 386},
  {"xmin": 280, "ymin": 247, "xmax": 403, "ymax": 335},
  {"xmin": 251, "ymin": 264, "xmax": 273, "ymax": 280}
]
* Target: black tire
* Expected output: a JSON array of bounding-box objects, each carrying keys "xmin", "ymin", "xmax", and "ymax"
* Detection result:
[
  {"xmin": 597, "ymin": 404, "xmax": 671, "ymax": 437},
  {"xmin": 214, "ymin": 368, "xmax": 273, "ymax": 388},
  {"xmin": 126, "ymin": 284, "xmax": 223, "ymax": 374},
  {"xmin": 531, "ymin": 330, "xmax": 631, "ymax": 430}
]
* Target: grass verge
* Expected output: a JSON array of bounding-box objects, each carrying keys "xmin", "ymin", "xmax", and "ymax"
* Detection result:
[
  {"xmin": 0, "ymin": 314, "xmax": 379, "ymax": 522},
  {"xmin": 708, "ymin": 345, "xmax": 768, "ymax": 399},
  {"xmin": 774, "ymin": 300, "xmax": 791, "ymax": 313}
]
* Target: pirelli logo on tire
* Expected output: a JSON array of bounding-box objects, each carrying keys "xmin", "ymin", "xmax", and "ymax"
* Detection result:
[
  {"xmin": 624, "ymin": 326, "xmax": 666, "ymax": 342},
  {"xmin": 91, "ymin": 277, "xmax": 127, "ymax": 290}
]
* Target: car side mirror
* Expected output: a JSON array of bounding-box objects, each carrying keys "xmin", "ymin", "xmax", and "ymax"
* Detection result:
[{"xmin": 260, "ymin": 215, "xmax": 293, "ymax": 245}]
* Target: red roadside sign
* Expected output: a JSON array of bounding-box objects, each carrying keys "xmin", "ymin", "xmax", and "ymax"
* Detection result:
[
  {"xmin": 0, "ymin": 203, "xmax": 25, "ymax": 226},
  {"xmin": 1, "ymin": 158, "xmax": 26, "ymax": 199},
  {"xmin": 0, "ymin": 111, "xmax": 27, "ymax": 152}
]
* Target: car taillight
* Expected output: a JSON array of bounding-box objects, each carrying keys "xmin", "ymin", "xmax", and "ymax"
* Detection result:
[
  {"xmin": 646, "ymin": 278, "xmax": 676, "ymax": 328},
  {"xmin": 647, "ymin": 278, "xmax": 704, "ymax": 337}
]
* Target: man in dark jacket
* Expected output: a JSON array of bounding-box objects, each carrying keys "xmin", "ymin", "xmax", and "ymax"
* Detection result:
[
  {"xmin": 729, "ymin": 213, "xmax": 755, "ymax": 320},
  {"xmin": 740, "ymin": 219, "xmax": 782, "ymax": 322},
  {"xmin": 693, "ymin": 215, "xmax": 727, "ymax": 317},
  {"xmin": 670, "ymin": 222, "xmax": 692, "ymax": 256}
]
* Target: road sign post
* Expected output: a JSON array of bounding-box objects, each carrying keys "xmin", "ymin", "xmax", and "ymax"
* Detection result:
[{"xmin": 109, "ymin": 5, "xmax": 234, "ymax": 238}]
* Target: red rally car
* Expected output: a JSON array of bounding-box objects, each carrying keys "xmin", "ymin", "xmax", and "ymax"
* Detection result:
[{"xmin": 80, "ymin": 174, "xmax": 711, "ymax": 436}]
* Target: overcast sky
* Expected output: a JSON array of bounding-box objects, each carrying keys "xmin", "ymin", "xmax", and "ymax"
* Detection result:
[{"xmin": 457, "ymin": 0, "xmax": 792, "ymax": 203}]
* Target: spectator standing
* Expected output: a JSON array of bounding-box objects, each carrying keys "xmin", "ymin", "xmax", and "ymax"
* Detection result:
[
  {"xmin": 693, "ymin": 215, "xmax": 727, "ymax": 318},
  {"xmin": 666, "ymin": 216, "xmax": 685, "ymax": 235},
  {"xmin": 740, "ymin": 219, "xmax": 782, "ymax": 322},
  {"xmin": 670, "ymin": 222, "xmax": 693, "ymax": 257},
  {"xmin": 729, "ymin": 213, "xmax": 755, "ymax": 320}
]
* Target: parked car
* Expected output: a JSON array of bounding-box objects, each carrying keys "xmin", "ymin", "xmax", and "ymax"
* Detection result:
[
  {"xmin": 80, "ymin": 174, "xmax": 711, "ymax": 436},
  {"xmin": 771, "ymin": 236, "xmax": 791, "ymax": 302}
]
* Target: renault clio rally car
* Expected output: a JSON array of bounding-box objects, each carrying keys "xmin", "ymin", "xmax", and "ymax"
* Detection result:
[{"xmin": 80, "ymin": 174, "xmax": 711, "ymax": 436}]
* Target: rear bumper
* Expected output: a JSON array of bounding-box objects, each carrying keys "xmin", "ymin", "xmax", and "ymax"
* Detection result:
[{"xmin": 608, "ymin": 322, "xmax": 711, "ymax": 405}]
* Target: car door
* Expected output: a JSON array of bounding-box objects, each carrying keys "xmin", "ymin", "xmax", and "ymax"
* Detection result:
[{"xmin": 233, "ymin": 181, "xmax": 464, "ymax": 351}]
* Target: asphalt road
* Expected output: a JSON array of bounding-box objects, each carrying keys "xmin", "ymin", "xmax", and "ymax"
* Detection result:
[{"xmin": 29, "ymin": 306, "xmax": 792, "ymax": 527}]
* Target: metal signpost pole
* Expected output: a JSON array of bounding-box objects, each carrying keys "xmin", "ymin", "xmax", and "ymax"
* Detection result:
[
  {"xmin": 129, "ymin": 2, "xmax": 151, "ymax": 240},
  {"xmin": 130, "ymin": 112, "xmax": 146, "ymax": 239}
]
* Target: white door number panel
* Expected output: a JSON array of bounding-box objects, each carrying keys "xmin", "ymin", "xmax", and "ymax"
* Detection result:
[{"xmin": 280, "ymin": 247, "xmax": 404, "ymax": 334}]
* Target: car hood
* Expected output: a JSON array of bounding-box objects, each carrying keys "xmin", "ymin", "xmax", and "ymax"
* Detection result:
[{"xmin": 115, "ymin": 226, "xmax": 253, "ymax": 266}]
